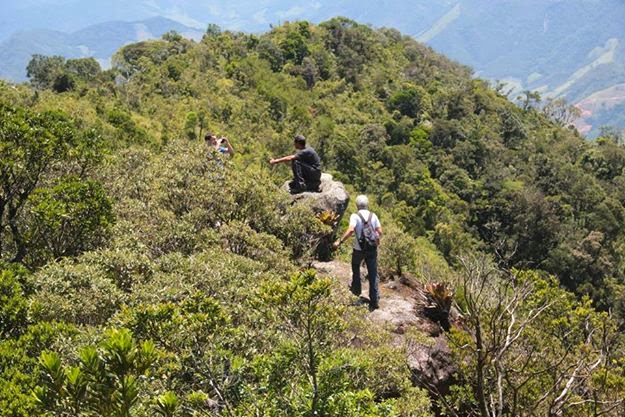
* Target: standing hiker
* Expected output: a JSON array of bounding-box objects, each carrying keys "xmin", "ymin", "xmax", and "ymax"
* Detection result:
[
  {"xmin": 333, "ymin": 195, "xmax": 382, "ymax": 311},
  {"xmin": 269, "ymin": 134, "xmax": 321, "ymax": 194}
]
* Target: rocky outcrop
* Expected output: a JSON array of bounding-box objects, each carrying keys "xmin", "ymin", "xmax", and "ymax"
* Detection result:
[
  {"xmin": 407, "ymin": 335, "xmax": 456, "ymax": 396},
  {"xmin": 284, "ymin": 173, "xmax": 349, "ymax": 261},
  {"xmin": 283, "ymin": 173, "xmax": 349, "ymax": 214}
]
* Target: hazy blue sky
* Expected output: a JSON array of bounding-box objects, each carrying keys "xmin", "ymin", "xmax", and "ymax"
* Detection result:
[{"xmin": 0, "ymin": 0, "xmax": 453, "ymax": 40}]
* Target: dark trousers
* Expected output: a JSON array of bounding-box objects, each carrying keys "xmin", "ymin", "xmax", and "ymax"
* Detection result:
[
  {"xmin": 350, "ymin": 249, "xmax": 379, "ymax": 308},
  {"xmin": 291, "ymin": 160, "xmax": 321, "ymax": 192}
]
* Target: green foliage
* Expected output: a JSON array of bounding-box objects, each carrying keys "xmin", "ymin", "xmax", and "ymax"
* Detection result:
[
  {"xmin": 0, "ymin": 269, "xmax": 29, "ymax": 338},
  {"xmin": 35, "ymin": 328, "xmax": 157, "ymax": 417},
  {"xmin": 26, "ymin": 177, "xmax": 114, "ymax": 265},
  {"xmin": 0, "ymin": 322, "xmax": 77, "ymax": 417},
  {"xmin": 106, "ymin": 108, "xmax": 150, "ymax": 145},
  {"xmin": 280, "ymin": 26, "xmax": 310, "ymax": 65},
  {"xmin": 154, "ymin": 391, "xmax": 178, "ymax": 417},
  {"xmin": 183, "ymin": 111, "xmax": 198, "ymax": 140},
  {"xmin": 378, "ymin": 221, "xmax": 418, "ymax": 278},
  {"xmin": 26, "ymin": 55, "xmax": 101, "ymax": 92},
  {"xmin": 65, "ymin": 57, "xmax": 102, "ymax": 81},
  {"xmin": 31, "ymin": 259, "xmax": 126, "ymax": 325},
  {"xmin": 247, "ymin": 270, "xmax": 420, "ymax": 416},
  {"xmin": 0, "ymin": 102, "xmax": 106, "ymax": 264},
  {"xmin": 444, "ymin": 259, "xmax": 625, "ymax": 417},
  {"xmin": 26, "ymin": 54, "xmax": 66, "ymax": 90},
  {"xmin": 388, "ymin": 85, "xmax": 429, "ymax": 119},
  {"xmin": 5, "ymin": 17, "xmax": 625, "ymax": 417}
]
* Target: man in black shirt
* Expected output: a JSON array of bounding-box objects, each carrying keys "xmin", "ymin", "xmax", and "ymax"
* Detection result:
[{"xmin": 270, "ymin": 134, "xmax": 322, "ymax": 194}]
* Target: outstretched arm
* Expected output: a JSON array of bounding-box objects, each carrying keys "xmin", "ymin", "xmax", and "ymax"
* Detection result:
[
  {"xmin": 269, "ymin": 154, "xmax": 296, "ymax": 165},
  {"xmin": 333, "ymin": 225, "xmax": 355, "ymax": 250},
  {"xmin": 221, "ymin": 138, "xmax": 234, "ymax": 155}
]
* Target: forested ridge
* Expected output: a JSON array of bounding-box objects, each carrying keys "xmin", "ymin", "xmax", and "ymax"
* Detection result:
[{"xmin": 2, "ymin": 18, "xmax": 625, "ymax": 416}]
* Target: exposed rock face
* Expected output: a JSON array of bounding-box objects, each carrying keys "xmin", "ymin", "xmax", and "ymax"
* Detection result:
[
  {"xmin": 284, "ymin": 173, "xmax": 349, "ymax": 214},
  {"xmin": 284, "ymin": 173, "xmax": 349, "ymax": 261},
  {"xmin": 407, "ymin": 335, "xmax": 456, "ymax": 396}
]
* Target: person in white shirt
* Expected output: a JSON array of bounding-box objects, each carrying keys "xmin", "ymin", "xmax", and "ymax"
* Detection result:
[{"xmin": 333, "ymin": 195, "xmax": 382, "ymax": 310}]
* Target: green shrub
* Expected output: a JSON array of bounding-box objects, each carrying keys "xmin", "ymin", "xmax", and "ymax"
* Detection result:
[
  {"xmin": 26, "ymin": 177, "xmax": 114, "ymax": 266},
  {"xmin": 31, "ymin": 261, "xmax": 125, "ymax": 325},
  {"xmin": 378, "ymin": 222, "xmax": 418, "ymax": 278},
  {"xmin": 35, "ymin": 328, "xmax": 157, "ymax": 416},
  {"xmin": 0, "ymin": 270, "xmax": 29, "ymax": 338}
]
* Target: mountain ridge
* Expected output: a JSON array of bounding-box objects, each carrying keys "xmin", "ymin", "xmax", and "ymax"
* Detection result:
[
  {"xmin": 0, "ymin": 16, "xmax": 203, "ymax": 81},
  {"xmin": 2, "ymin": 18, "xmax": 625, "ymax": 416}
]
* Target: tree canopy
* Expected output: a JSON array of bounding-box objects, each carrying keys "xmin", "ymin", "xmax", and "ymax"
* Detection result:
[{"xmin": 2, "ymin": 18, "xmax": 625, "ymax": 416}]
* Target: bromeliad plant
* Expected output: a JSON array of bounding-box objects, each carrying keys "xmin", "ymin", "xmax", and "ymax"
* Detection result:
[
  {"xmin": 420, "ymin": 282, "xmax": 454, "ymax": 331},
  {"xmin": 316, "ymin": 210, "xmax": 340, "ymax": 227}
]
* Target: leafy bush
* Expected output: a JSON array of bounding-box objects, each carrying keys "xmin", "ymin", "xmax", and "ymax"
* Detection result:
[
  {"xmin": 35, "ymin": 328, "xmax": 157, "ymax": 416},
  {"xmin": 378, "ymin": 222, "xmax": 418, "ymax": 278},
  {"xmin": 0, "ymin": 270, "xmax": 29, "ymax": 338},
  {"xmin": 26, "ymin": 177, "xmax": 114, "ymax": 266},
  {"xmin": 31, "ymin": 261, "xmax": 125, "ymax": 325}
]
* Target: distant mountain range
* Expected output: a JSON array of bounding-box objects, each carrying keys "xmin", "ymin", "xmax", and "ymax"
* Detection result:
[
  {"xmin": 1, "ymin": 0, "xmax": 624, "ymax": 135},
  {"xmin": 0, "ymin": 17, "xmax": 203, "ymax": 82},
  {"xmin": 418, "ymin": 0, "xmax": 625, "ymax": 136}
]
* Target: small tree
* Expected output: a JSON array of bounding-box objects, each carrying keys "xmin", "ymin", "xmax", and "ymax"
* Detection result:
[
  {"xmin": 26, "ymin": 177, "xmax": 114, "ymax": 266},
  {"xmin": 35, "ymin": 328, "xmax": 157, "ymax": 417},
  {"xmin": 379, "ymin": 222, "xmax": 417, "ymax": 278},
  {"xmin": 184, "ymin": 111, "xmax": 199, "ymax": 140},
  {"xmin": 0, "ymin": 104, "xmax": 102, "ymax": 263},
  {"xmin": 542, "ymin": 97, "xmax": 582, "ymax": 127},
  {"xmin": 253, "ymin": 270, "xmax": 345, "ymax": 415},
  {"xmin": 388, "ymin": 85, "xmax": 429, "ymax": 119},
  {"xmin": 435, "ymin": 254, "xmax": 625, "ymax": 417},
  {"xmin": 26, "ymin": 54, "xmax": 65, "ymax": 90}
]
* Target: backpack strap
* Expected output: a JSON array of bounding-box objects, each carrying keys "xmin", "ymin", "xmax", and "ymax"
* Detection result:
[
  {"xmin": 356, "ymin": 211, "xmax": 368, "ymax": 241},
  {"xmin": 357, "ymin": 211, "xmax": 368, "ymax": 224}
]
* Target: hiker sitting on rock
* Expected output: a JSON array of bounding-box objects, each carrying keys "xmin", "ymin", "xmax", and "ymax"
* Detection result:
[
  {"xmin": 205, "ymin": 133, "xmax": 234, "ymax": 155},
  {"xmin": 333, "ymin": 195, "xmax": 382, "ymax": 311},
  {"xmin": 269, "ymin": 134, "xmax": 321, "ymax": 194}
]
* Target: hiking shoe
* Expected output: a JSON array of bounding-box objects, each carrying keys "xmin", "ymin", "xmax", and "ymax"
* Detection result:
[
  {"xmin": 289, "ymin": 185, "xmax": 305, "ymax": 194},
  {"xmin": 289, "ymin": 182, "xmax": 307, "ymax": 194},
  {"xmin": 368, "ymin": 303, "xmax": 379, "ymax": 312}
]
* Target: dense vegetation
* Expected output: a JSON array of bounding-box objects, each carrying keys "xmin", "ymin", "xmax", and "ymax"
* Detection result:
[{"xmin": 2, "ymin": 18, "xmax": 625, "ymax": 416}]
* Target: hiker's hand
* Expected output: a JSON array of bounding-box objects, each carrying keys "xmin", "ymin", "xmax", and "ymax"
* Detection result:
[
  {"xmin": 269, "ymin": 158, "xmax": 277, "ymax": 165},
  {"xmin": 332, "ymin": 240, "xmax": 341, "ymax": 250}
]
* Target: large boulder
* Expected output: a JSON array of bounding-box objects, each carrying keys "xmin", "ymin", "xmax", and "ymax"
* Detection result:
[{"xmin": 284, "ymin": 173, "xmax": 349, "ymax": 260}]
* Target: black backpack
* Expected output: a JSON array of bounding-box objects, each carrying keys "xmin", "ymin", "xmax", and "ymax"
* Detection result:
[{"xmin": 357, "ymin": 212, "xmax": 378, "ymax": 251}]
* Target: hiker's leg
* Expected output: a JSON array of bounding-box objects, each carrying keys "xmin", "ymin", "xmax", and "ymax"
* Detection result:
[
  {"xmin": 299, "ymin": 163, "xmax": 321, "ymax": 192},
  {"xmin": 350, "ymin": 250, "xmax": 364, "ymax": 296},
  {"xmin": 305, "ymin": 167, "xmax": 322, "ymax": 191},
  {"xmin": 291, "ymin": 161, "xmax": 306, "ymax": 191},
  {"xmin": 365, "ymin": 250, "xmax": 379, "ymax": 309}
]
